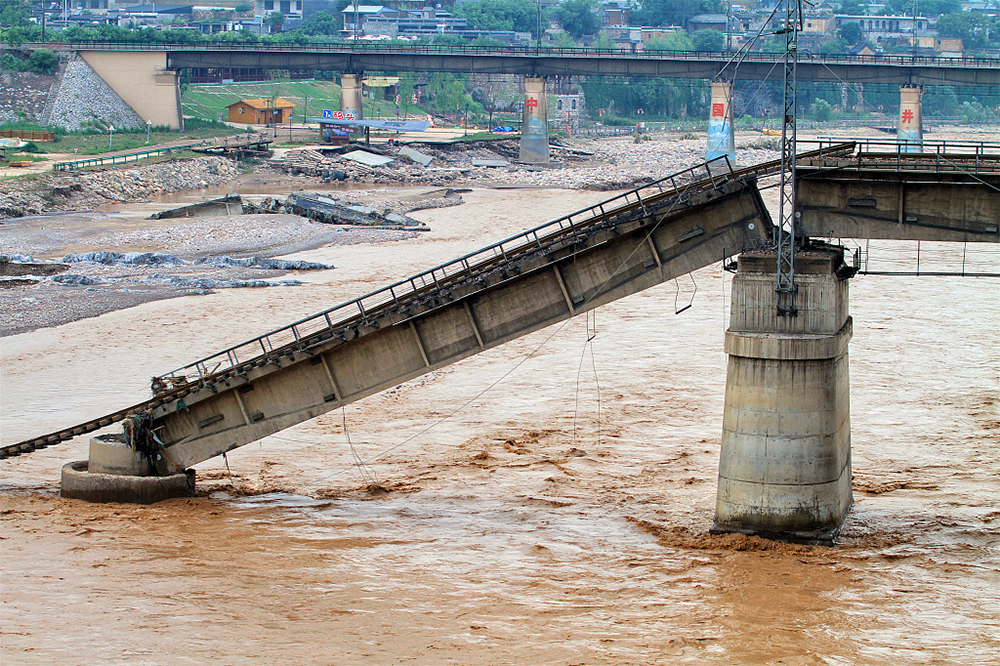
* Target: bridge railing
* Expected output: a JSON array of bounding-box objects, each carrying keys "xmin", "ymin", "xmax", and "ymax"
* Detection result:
[
  {"xmin": 810, "ymin": 137, "xmax": 1000, "ymax": 157},
  {"xmin": 39, "ymin": 41, "xmax": 1000, "ymax": 68},
  {"xmin": 159, "ymin": 156, "xmax": 735, "ymax": 385}
]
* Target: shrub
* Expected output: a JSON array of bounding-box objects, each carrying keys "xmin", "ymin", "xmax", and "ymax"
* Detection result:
[{"xmin": 27, "ymin": 49, "xmax": 58, "ymax": 75}]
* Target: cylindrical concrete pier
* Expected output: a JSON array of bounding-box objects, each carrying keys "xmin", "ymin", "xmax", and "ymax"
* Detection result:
[
  {"xmin": 898, "ymin": 84, "xmax": 923, "ymax": 153},
  {"xmin": 340, "ymin": 72, "xmax": 364, "ymax": 133},
  {"xmin": 60, "ymin": 435, "xmax": 194, "ymax": 504},
  {"xmin": 707, "ymin": 80, "xmax": 735, "ymax": 164},
  {"xmin": 519, "ymin": 76, "xmax": 549, "ymax": 164},
  {"xmin": 714, "ymin": 251, "xmax": 854, "ymax": 543}
]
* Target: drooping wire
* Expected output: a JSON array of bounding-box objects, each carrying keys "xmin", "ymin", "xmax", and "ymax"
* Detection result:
[
  {"xmin": 572, "ymin": 309, "xmax": 602, "ymax": 448},
  {"xmin": 674, "ymin": 272, "xmax": 698, "ymax": 314},
  {"xmin": 304, "ymin": 189, "xmax": 693, "ymax": 490},
  {"xmin": 342, "ymin": 405, "xmax": 377, "ymax": 485}
]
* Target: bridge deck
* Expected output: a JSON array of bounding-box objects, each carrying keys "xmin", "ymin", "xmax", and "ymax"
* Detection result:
[
  {"xmin": 29, "ymin": 43, "xmax": 1000, "ymax": 86},
  {"xmin": 1, "ymin": 157, "xmax": 777, "ymax": 464}
]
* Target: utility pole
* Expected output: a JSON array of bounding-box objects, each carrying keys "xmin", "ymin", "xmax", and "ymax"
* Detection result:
[
  {"xmin": 726, "ymin": 1, "xmax": 733, "ymax": 53},
  {"xmin": 775, "ymin": 0, "xmax": 802, "ymax": 316},
  {"xmin": 536, "ymin": 0, "xmax": 541, "ymax": 50}
]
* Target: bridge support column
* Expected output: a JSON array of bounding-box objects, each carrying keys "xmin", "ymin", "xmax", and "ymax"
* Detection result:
[
  {"xmin": 706, "ymin": 80, "xmax": 735, "ymax": 165},
  {"xmin": 714, "ymin": 249, "xmax": 854, "ymax": 543},
  {"xmin": 60, "ymin": 435, "xmax": 194, "ymax": 504},
  {"xmin": 898, "ymin": 84, "xmax": 923, "ymax": 153},
  {"xmin": 520, "ymin": 76, "xmax": 549, "ymax": 164},
  {"xmin": 340, "ymin": 72, "xmax": 364, "ymax": 133}
]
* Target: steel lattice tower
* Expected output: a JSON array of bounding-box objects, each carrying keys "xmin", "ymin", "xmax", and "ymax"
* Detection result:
[{"xmin": 775, "ymin": 0, "xmax": 802, "ymax": 316}]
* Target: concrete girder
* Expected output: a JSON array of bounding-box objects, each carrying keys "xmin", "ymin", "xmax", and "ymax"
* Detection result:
[
  {"xmin": 795, "ymin": 166, "xmax": 1000, "ymax": 242},
  {"xmin": 158, "ymin": 50, "xmax": 1000, "ymax": 87},
  {"xmin": 147, "ymin": 179, "xmax": 772, "ymax": 473}
]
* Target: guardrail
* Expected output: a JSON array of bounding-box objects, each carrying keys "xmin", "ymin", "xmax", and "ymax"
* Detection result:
[
  {"xmin": 26, "ymin": 42, "xmax": 1000, "ymax": 69},
  {"xmin": 53, "ymin": 143, "xmax": 204, "ymax": 171},
  {"xmin": 156, "ymin": 155, "xmax": 736, "ymax": 384},
  {"xmin": 812, "ymin": 137, "xmax": 1000, "ymax": 156}
]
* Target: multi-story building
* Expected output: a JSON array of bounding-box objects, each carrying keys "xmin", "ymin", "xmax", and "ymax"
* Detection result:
[{"xmin": 834, "ymin": 13, "xmax": 931, "ymax": 45}]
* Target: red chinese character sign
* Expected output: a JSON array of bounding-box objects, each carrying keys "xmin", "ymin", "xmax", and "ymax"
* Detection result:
[
  {"xmin": 900, "ymin": 109, "xmax": 914, "ymax": 123},
  {"xmin": 712, "ymin": 103, "xmax": 725, "ymax": 117},
  {"xmin": 525, "ymin": 97, "xmax": 539, "ymax": 111}
]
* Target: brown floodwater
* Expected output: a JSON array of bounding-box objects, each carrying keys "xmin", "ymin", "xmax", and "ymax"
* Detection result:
[{"xmin": 1, "ymin": 186, "xmax": 998, "ymax": 664}]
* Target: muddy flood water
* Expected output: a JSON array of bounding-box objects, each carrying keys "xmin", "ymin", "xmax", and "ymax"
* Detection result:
[{"xmin": 2, "ymin": 186, "xmax": 999, "ymax": 664}]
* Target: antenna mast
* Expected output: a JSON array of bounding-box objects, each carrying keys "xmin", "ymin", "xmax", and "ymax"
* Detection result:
[{"xmin": 775, "ymin": 0, "xmax": 802, "ymax": 316}]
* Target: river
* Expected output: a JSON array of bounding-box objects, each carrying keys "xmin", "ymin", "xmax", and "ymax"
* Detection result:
[{"xmin": 1, "ymin": 184, "xmax": 998, "ymax": 664}]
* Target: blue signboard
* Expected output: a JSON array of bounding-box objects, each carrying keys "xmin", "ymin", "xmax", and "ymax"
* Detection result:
[{"xmin": 322, "ymin": 109, "xmax": 332, "ymax": 119}]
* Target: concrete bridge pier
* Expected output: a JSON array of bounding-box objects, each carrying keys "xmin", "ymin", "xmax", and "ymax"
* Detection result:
[
  {"xmin": 898, "ymin": 84, "xmax": 924, "ymax": 153},
  {"xmin": 714, "ymin": 249, "xmax": 854, "ymax": 544},
  {"xmin": 706, "ymin": 80, "xmax": 736, "ymax": 165},
  {"xmin": 340, "ymin": 72, "xmax": 364, "ymax": 132},
  {"xmin": 61, "ymin": 435, "xmax": 193, "ymax": 504},
  {"xmin": 519, "ymin": 76, "xmax": 550, "ymax": 164}
]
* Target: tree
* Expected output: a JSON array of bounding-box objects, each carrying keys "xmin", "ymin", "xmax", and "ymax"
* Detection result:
[
  {"xmin": 838, "ymin": 21, "xmax": 863, "ymax": 45},
  {"xmin": 691, "ymin": 28, "xmax": 723, "ymax": 52},
  {"xmin": 810, "ymin": 98, "xmax": 833, "ymax": 121},
  {"xmin": 299, "ymin": 10, "xmax": 340, "ymax": 35},
  {"xmin": 0, "ymin": 0, "xmax": 29, "ymax": 28},
  {"xmin": 27, "ymin": 48, "xmax": 58, "ymax": 74},
  {"xmin": 631, "ymin": 0, "xmax": 723, "ymax": 28},
  {"xmin": 935, "ymin": 12, "xmax": 1000, "ymax": 50},
  {"xmin": 556, "ymin": 0, "xmax": 599, "ymax": 39},
  {"xmin": 268, "ymin": 11, "xmax": 285, "ymax": 33},
  {"xmin": 644, "ymin": 31, "xmax": 694, "ymax": 51},
  {"xmin": 453, "ymin": 0, "xmax": 542, "ymax": 38},
  {"xmin": 838, "ymin": 0, "xmax": 866, "ymax": 15},
  {"xmin": 819, "ymin": 38, "xmax": 848, "ymax": 54},
  {"xmin": 591, "ymin": 31, "xmax": 618, "ymax": 50},
  {"xmin": 551, "ymin": 30, "xmax": 578, "ymax": 47}
]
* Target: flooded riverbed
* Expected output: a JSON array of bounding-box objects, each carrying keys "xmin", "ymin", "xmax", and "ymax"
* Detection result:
[{"xmin": 2, "ymin": 186, "xmax": 998, "ymax": 664}]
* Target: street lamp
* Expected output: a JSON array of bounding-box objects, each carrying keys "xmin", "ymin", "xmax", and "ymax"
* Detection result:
[
  {"xmin": 145, "ymin": 119, "xmax": 151, "ymax": 144},
  {"xmin": 108, "ymin": 124, "xmax": 114, "ymax": 150}
]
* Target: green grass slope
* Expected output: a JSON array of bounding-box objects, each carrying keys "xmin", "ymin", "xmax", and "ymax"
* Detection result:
[{"xmin": 181, "ymin": 80, "xmax": 344, "ymax": 122}]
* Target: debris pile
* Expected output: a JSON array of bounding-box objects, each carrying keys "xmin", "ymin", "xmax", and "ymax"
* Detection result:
[{"xmin": 243, "ymin": 192, "xmax": 430, "ymax": 230}]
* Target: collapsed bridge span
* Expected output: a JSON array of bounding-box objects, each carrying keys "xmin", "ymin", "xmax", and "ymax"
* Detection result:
[{"xmin": 2, "ymin": 157, "xmax": 774, "ymax": 484}]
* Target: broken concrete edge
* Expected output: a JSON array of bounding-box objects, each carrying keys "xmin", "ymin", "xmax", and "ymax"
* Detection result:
[{"xmin": 60, "ymin": 461, "xmax": 195, "ymax": 504}]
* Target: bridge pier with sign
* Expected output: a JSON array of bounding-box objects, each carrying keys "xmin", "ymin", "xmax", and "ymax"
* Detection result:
[
  {"xmin": 713, "ymin": 249, "xmax": 855, "ymax": 544},
  {"xmin": 340, "ymin": 72, "xmax": 364, "ymax": 133},
  {"xmin": 519, "ymin": 76, "xmax": 549, "ymax": 164},
  {"xmin": 707, "ymin": 80, "xmax": 736, "ymax": 165},
  {"xmin": 898, "ymin": 84, "xmax": 924, "ymax": 153}
]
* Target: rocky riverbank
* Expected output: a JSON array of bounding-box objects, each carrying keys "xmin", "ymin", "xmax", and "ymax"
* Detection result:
[
  {"xmin": 0, "ymin": 156, "xmax": 241, "ymax": 219},
  {"xmin": 0, "ymin": 135, "xmax": 777, "ymax": 220}
]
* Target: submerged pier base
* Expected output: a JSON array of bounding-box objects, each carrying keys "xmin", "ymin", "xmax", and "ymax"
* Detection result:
[
  {"xmin": 713, "ymin": 249, "xmax": 854, "ymax": 544},
  {"xmin": 61, "ymin": 435, "xmax": 193, "ymax": 504}
]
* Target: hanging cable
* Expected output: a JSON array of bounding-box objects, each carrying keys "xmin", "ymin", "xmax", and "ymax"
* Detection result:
[
  {"xmin": 674, "ymin": 272, "xmax": 697, "ymax": 314},
  {"xmin": 304, "ymin": 190, "xmax": 693, "ymax": 490}
]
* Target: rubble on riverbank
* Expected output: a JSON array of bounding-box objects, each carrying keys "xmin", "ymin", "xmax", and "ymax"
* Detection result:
[{"xmin": 0, "ymin": 156, "xmax": 241, "ymax": 219}]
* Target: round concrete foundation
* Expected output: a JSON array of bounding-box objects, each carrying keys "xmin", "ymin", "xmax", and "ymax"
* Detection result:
[{"xmin": 61, "ymin": 461, "xmax": 195, "ymax": 504}]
